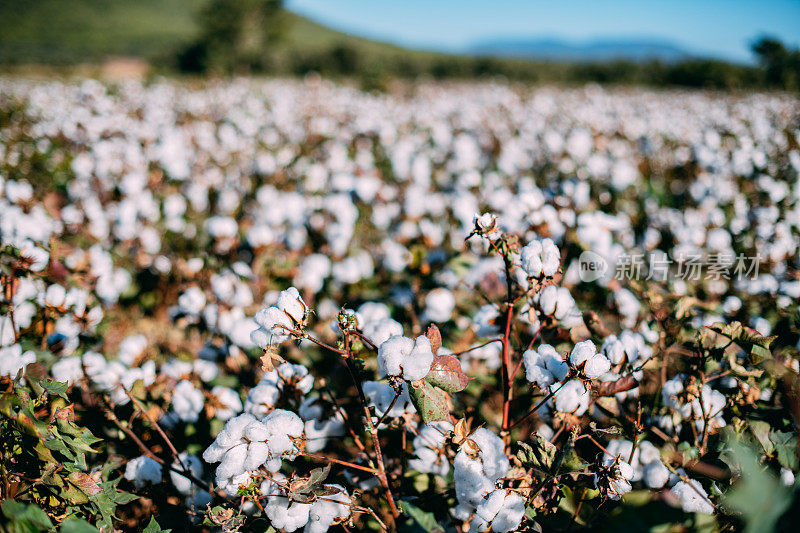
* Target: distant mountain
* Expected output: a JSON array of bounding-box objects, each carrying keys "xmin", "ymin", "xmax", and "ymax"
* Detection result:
[{"xmin": 469, "ymin": 37, "xmax": 693, "ymax": 63}]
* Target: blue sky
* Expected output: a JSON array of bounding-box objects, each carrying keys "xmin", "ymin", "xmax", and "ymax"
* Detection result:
[{"xmin": 286, "ymin": 0, "xmax": 800, "ymax": 63}]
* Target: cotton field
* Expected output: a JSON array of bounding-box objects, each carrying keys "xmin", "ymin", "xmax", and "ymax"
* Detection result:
[{"xmin": 1, "ymin": 77, "xmax": 800, "ymax": 532}]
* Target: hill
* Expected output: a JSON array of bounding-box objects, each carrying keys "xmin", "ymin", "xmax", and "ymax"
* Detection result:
[{"xmin": 469, "ymin": 37, "xmax": 692, "ymax": 63}]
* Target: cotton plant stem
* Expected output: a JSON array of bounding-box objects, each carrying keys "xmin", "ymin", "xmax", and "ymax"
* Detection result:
[
  {"xmin": 299, "ymin": 451, "xmax": 378, "ymax": 474},
  {"xmin": 103, "ymin": 402, "xmax": 212, "ymax": 493},
  {"xmin": 500, "ymin": 251, "xmax": 516, "ymax": 447},
  {"xmin": 342, "ymin": 332, "xmax": 400, "ymax": 521}
]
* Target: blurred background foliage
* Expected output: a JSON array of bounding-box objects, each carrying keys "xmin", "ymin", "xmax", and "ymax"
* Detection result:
[{"xmin": 0, "ymin": 0, "xmax": 798, "ymax": 90}]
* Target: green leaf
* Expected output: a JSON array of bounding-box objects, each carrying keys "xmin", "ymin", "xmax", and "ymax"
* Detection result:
[
  {"xmin": 399, "ymin": 500, "xmax": 446, "ymax": 533},
  {"xmin": 517, "ymin": 435, "xmax": 557, "ymax": 473},
  {"xmin": 770, "ymin": 430, "xmax": 798, "ymax": 471},
  {"xmin": 407, "ymin": 381, "xmax": 450, "ymax": 424},
  {"xmin": 424, "ymin": 354, "xmax": 471, "ymax": 393},
  {"xmin": 30, "ymin": 378, "xmax": 70, "ymax": 400},
  {"xmin": 0, "ymin": 500, "xmax": 54, "ymax": 531},
  {"xmin": 143, "ymin": 516, "xmax": 171, "ymax": 533},
  {"xmin": 706, "ymin": 321, "xmax": 776, "ymax": 364},
  {"xmin": 723, "ymin": 437, "xmax": 791, "ymax": 533},
  {"xmin": 748, "ymin": 420, "xmax": 774, "ymax": 455},
  {"xmin": 59, "ymin": 518, "xmax": 100, "ymax": 533}
]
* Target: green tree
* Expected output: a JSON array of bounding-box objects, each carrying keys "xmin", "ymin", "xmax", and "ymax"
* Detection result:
[{"xmin": 182, "ymin": 0, "xmax": 286, "ymax": 72}]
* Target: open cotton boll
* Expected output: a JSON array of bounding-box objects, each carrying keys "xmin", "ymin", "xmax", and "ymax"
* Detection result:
[
  {"xmin": 0, "ymin": 345, "xmax": 36, "ymax": 379},
  {"xmin": 377, "ymin": 335, "xmax": 434, "ymax": 381},
  {"xmin": 474, "ymin": 490, "xmax": 526, "ymax": 533},
  {"xmin": 472, "ymin": 305, "xmax": 501, "ymax": 338},
  {"xmin": 117, "ymin": 334, "xmax": 147, "ymax": 365},
  {"xmin": 569, "ymin": 340, "xmax": 610, "ymax": 378},
  {"xmin": 522, "ymin": 344, "xmax": 568, "ymax": 389},
  {"xmin": 294, "ymin": 254, "xmax": 331, "ymax": 293},
  {"xmin": 172, "ymin": 380, "xmax": 204, "ymax": 423},
  {"xmin": 454, "ymin": 452, "xmax": 496, "ymax": 510},
  {"xmin": 124, "ymin": 456, "xmax": 162, "ymax": 489},
  {"xmin": 266, "ymin": 494, "xmax": 311, "ymax": 532},
  {"xmin": 552, "ymin": 380, "xmax": 590, "ymax": 415},
  {"xmin": 363, "ymin": 381, "xmax": 414, "ymax": 419},
  {"xmin": 211, "ymin": 386, "xmax": 243, "ymax": 421},
  {"xmin": 520, "ymin": 238, "xmax": 560, "ymax": 278},
  {"xmin": 422, "ymin": 288, "xmax": 456, "ymax": 323},
  {"xmin": 170, "ymin": 453, "xmax": 204, "ymax": 495},
  {"xmin": 177, "ymin": 286, "xmax": 206, "ymax": 316},
  {"xmin": 362, "ymin": 317, "xmax": 403, "ymax": 347},
  {"xmin": 251, "ymin": 287, "xmax": 308, "ymax": 348},
  {"xmin": 304, "ymin": 485, "xmax": 350, "ymax": 533},
  {"xmin": 643, "ymin": 461, "xmax": 670, "ymax": 488},
  {"xmin": 44, "ymin": 284, "xmax": 67, "ymax": 307},
  {"xmin": 51, "ymin": 356, "xmax": 83, "ymax": 385},
  {"xmin": 670, "ymin": 479, "xmax": 714, "ymax": 514}
]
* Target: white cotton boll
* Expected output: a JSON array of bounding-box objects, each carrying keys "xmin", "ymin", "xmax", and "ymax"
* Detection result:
[
  {"xmin": 363, "ymin": 381, "xmax": 414, "ymax": 419},
  {"xmin": 670, "ymin": 480, "xmax": 714, "ymax": 514},
  {"xmin": 614, "ymin": 289, "xmax": 640, "ymax": 329},
  {"xmin": 243, "ymin": 442, "xmax": 272, "ymax": 471},
  {"xmin": 215, "ymin": 444, "xmax": 248, "ymax": 480},
  {"xmin": 377, "ymin": 335, "xmax": 434, "ymax": 381},
  {"xmin": 211, "ymin": 386, "xmax": 242, "ymax": 421},
  {"xmin": 486, "ymin": 491, "xmax": 525, "ymax": 533},
  {"xmin": 294, "ymin": 254, "xmax": 331, "ymax": 293},
  {"xmin": 262, "ymin": 409, "xmax": 304, "ymax": 456},
  {"xmin": 601, "ymin": 335, "xmax": 626, "ymax": 365},
  {"xmin": 637, "ymin": 440, "xmax": 660, "ymax": 464},
  {"xmin": 45, "ymin": 284, "xmax": 67, "ymax": 307},
  {"xmin": 644, "ymin": 461, "xmax": 669, "ymax": 488},
  {"xmin": 0, "ymin": 316, "xmax": 16, "ymax": 347},
  {"xmin": 244, "ymin": 420, "xmax": 271, "ymax": 442},
  {"xmin": 193, "ymin": 359, "xmax": 219, "ymax": 382},
  {"xmin": 422, "ymin": 288, "xmax": 456, "ymax": 323},
  {"xmin": 475, "ymin": 489, "xmax": 506, "ymax": 523},
  {"xmin": 523, "ymin": 344, "xmax": 567, "ymax": 389},
  {"xmin": 553, "ymin": 380, "xmax": 590, "ymax": 415},
  {"xmin": 170, "ymin": 453, "xmax": 204, "ymax": 495},
  {"xmin": 470, "ymin": 428, "xmax": 509, "ymax": 481},
  {"xmin": 570, "ymin": 340, "xmax": 610, "ymax": 378},
  {"xmin": 780, "ymin": 467, "xmax": 795, "ymax": 487},
  {"xmin": 178, "ymin": 287, "xmax": 206, "ymax": 316},
  {"xmin": 277, "ymin": 287, "xmax": 307, "ymax": 324},
  {"xmin": 251, "ymin": 287, "xmax": 308, "ymax": 348},
  {"xmin": 304, "ymin": 417, "xmax": 345, "ymax": 453},
  {"xmin": 520, "ymin": 240, "xmax": 543, "ymax": 278},
  {"xmin": 454, "ymin": 452, "xmax": 495, "ymax": 509},
  {"xmin": 51, "ymin": 356, "xmax": 83, "ymax": 385},
  {"xmin": 472, "ymin": 305, "xmax": 501, "ymax": 338},
  {"xmin": 409, "ymin": 446, "xmax": 450, "ymax": 477},
  {"xmin": 266, "ymin": 495, "xmax": 311, "ymax": 532},
  {"xmin": 19, "ymin": 242, "xmax": 49, "ymax": 272},
  {"xmin": 172, "ymin": 380, "xmax": 204, "ymax": 423},
  {"xmin": 244, "ymin": 382, "xmax": 281, "ymax": 417},
  {"xmin": 522, "ymin": 238, "xmax": 559, "ymax": 278},
  {"xmin": 304, "ymin": 485, "xmax": 350, "ymax": 533},
  {"xmin": 357, "ymin": 302, "xmax": 391, "ymax": 324},
  {"xmin": 205, "ymin": 216, "xmax": 238, "ymax": 239},
  {"xmin": 162, "ymin": 359, "xmax": 193, "ymax": 380},
  {"xmin": 117, "ymin": 334, "xmax": 147, "ymax": 365},
  {"xmin": 362, "ymin": 317, "xmax": 403, "ymax": 347},
  {"xmin": 0, "ymin": 345, "xmax": 36, "ymax": 379},
  {"xmin": 124, "ymin": 456, "xmax": 162, "ymax": 489}
]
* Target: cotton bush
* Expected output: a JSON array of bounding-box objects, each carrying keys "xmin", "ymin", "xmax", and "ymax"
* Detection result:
[{"xmin": 1, "ymin": 77, "xmax": 799, "ymax": 532}]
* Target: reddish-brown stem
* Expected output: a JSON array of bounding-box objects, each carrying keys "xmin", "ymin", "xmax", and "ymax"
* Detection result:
[
  {"xmin": 500, "ymin": 303, "xmax": 514, "ymax": 446},
  {"xmin": 342, "ymin": 332, "xmax": 400, "ymax": 522},
  {"xmin": 299, "ymin": 451, "xmax": 378, "ymax": 474}
]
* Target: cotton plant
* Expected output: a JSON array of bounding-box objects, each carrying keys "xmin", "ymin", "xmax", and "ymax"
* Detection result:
[{"xmin": 1, "ymin": 78, "xmax": 799, "ymax": 532}]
